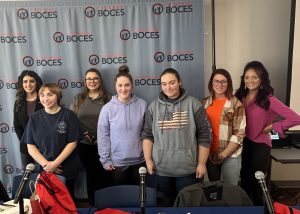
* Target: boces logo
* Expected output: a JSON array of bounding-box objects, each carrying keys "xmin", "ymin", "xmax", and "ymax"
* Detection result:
[
  {"xmin": 17, "ymin": 8, "xmax": 57, "ymax": 20},
  {"xmin": 120, "ymin": 29, "xmax": 159, "ymax": 41},
  {"xmin": 89, "ymin": 54, "xmax": 127, "ymax": 65},
  {"xmin": 53, "ymin": 32, "xmax": 93, "ymax": 43},
  {"xmin": 0, "ymin": 80, "xmax": 18, "ymax": 89},
  {"xmin": 154, "ymin": 50, "xmax": 194, "ymax": 63},
  {"xmin": 23, "ymin": 56, "xmax": 63, "ymax": 67},
  {"xmin": 152, "ymin": 2, "xmax": 193, "ymax": 15},
  {"xmin": 84, "ymin": 4, "xmax": 125, "ymax": 18},
  {"xmin": 3, "ymin": 165, "xmax": 14, "ymax": 174},
  {"xmin": 0, "ymin": 80, "xmax": 4, "ymax": 89},
  {"xmin": 0, "ymin": 123, "xmax": 9, "ymax": 134},
  {"xmin": 0, "ymin": 144, "xmax": 8, "ymax": 154},
  {"xmin": 58, "ymin": 79, "xmax": 84, "ymax": 89},
  {"xmin": 0, "ymin": 33, "xmax": 26, "ymax": 44},
  {"xmin": 135, "ymin": 76, "xmax": 161, "ymax": 86}
]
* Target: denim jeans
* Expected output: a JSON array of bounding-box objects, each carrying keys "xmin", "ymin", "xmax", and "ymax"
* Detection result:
[
  {"xmin": 147, "ymin": 173, "xmax": 203, "ymax": 206},
  {"xmin": 206, "ymin": 156, "xmax": 241, "ymax": 185}
]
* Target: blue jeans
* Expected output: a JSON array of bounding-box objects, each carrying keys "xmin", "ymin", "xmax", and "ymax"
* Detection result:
[
  {"xmin": 206, "ymin": 156, "xmax": 241, "ymax": 185},
  {"xmin": 147, "ymin": 173, "xmax": 203, "ymax": 206}
]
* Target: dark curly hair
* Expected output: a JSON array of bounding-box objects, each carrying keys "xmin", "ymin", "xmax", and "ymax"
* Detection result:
[
  {"xmin": 15, "ymin": 70, "xmax": 43, "ymax": 112},
  {"xmin": 236, "ymin": 61, "xmax": 274, "ymax": 110}
]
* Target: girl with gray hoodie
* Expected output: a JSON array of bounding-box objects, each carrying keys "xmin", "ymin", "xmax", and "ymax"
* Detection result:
[
  {"xmin": 142, "ymin": 68, "xmax": 212, "ymax": 206},
  {"xmin": 97, "ymin": 65, "xmax": 147, "ymax": 185}
]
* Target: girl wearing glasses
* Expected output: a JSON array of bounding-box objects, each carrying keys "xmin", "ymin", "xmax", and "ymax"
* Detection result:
[
  {"xmin": 236, "ymin": 61, "xmax": 300, "ymax": 205},
  {"xmin": 70, "ymin": 68, "xmax": 111, "ymax": 206},
  {"xmin": 202, "ymin": 69, "xmax": 246, "ymax": 185},
  {"xmin": 14, "ymin": 70, "xmax": 43, "ymax": 166},
  {"xmin": 98, "ymin": 65, "xmax": 147, "ymax": 186}
]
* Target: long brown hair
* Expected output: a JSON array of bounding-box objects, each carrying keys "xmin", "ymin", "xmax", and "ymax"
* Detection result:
[
  {"xmin": 74, "ymin": 68, "xmax": 109, "ymax": 112},
  {"xmin": 208, "ymin": 68, "xmax": 233, "ymax": 99}
]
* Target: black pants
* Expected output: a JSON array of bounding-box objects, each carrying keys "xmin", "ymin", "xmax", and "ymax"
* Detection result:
[
  {"xmin": 240, "ymin": 137, "xmax": 271, "ymax": 206},
  {"xmin": 111, "ymin": 162, "xmax": 145, "ymax": 186},
  {"xmin": 78, "ymin": 143, "xmax": 112, "ymax": 206}
]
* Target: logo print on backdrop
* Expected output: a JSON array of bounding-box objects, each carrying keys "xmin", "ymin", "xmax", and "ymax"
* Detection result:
[
  {"xmin": 0, "ymin": 144, "xmax": 8, "ymax": 154},
  {"xmin": 0, "ymin": 123, "xmax": 9, "ymax": 133},
  {"xmin": 23, "ymin": 56, "xmax": 62, "ymax": 66},
  {"xmin": 154, "ymin": 52, "xmax": 165, "ymax": 63},
  {"xmin": 17, "ymin": 8, "xmax": 29, "ymax": 19},
  {"xmin": 154, "ymin": 51, "xmax": 194, "ymax": 63},
  {"xmin": 58, "ymin": 79, "xmax": 69, "ymax": 89},
  {"xmin": 4, "ymin": 165, "xmax": 14, "ymax": 174},
  {"xmin": 152, "ymin": 2, "xmax": 193, "ymax": 14},
  {"xmin": 0, "ymin": 80, "xmax": 4, "ymax": 89},
  {"xmin": 135, "ymin": 76, "xmax": 161, "ymax": 86},
  {"xmin": 17, "ymin": 8, "xmax": 57, "ymax": 19},
  {"xmin": 0, "ymin": 33, "xmax": 26, "ymax": 44},
  {"xmin": 85, "ymin": 6, "xmax": 96, "ymax": 18},
  {"xmin": 53, "ymin": 32, "xmax": 64, "ymax": 43},
  {"xmin": 89, "ymin": 55, "xmax": 100, "ymax": 65},
  {"xmin": 152, "ymin": 3, "xmax": 164, "ymax": 14},
  {"xmin": 120, "ymin": 29, "xmax": 130, "ymax": 40},
  {"xmin": 89, "ymin": 54, "xmax": 127, "ymax": 65},
  {"xmin": 23, "ymin": 56, "xmax": 34, "ymax": 67}
]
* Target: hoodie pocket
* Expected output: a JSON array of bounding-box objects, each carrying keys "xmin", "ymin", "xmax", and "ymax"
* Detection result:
[{"xmin": 153, "ymin": 148, "xmax": 197, "ymax": 176}]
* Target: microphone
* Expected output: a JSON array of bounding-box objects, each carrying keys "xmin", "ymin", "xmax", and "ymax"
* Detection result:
[
  {"xmin": 139, "ymin": 166, "xmax": 147, "ymax": 214},
  {"xmin": 14, "ymin": 163, "xmax": 35, "ymax": 204},
  {"xmin": 255, "ymin": 171, "xmax": 275, "ymax": 214}
]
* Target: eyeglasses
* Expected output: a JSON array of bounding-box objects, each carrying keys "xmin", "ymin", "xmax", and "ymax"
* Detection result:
[
  {"xmin": 212, "ymin": 80, "xmax": 228, "ymax": 86},
  {"xmin": 85, "ymin": 78, "xmax": 100, "ymax": 82}
]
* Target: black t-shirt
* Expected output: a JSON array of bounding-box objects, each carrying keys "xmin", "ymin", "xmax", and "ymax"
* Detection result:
[{"xmin": 22, "ymin": 107, "xmax": 82, "ymax": 179}]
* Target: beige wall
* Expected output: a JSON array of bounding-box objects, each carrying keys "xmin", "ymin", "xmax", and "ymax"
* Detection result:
[{"xmin": 204, "ymin": 0, "xmax": 290, "ymax": 101}]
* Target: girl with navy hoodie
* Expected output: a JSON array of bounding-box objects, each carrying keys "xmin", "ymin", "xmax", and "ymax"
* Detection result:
[{"xmin": 97, "ymin": 65, "xmax": 147, "ymax": 185}]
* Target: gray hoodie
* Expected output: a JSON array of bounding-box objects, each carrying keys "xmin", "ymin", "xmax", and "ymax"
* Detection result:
[{"xmin": 142, "ymin": 89, "xmax": 211, "ymax": 177}]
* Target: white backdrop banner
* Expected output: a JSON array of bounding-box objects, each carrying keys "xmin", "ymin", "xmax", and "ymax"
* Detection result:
[{"xmin": 0, "ymin": 0, "xmax": 204, "ymax": 197}]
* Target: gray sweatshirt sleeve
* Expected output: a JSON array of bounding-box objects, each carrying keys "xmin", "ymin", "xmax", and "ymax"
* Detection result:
[
  {"xmin": 195, "ymin": 106, "xmax": 212, "ymax": 148},
  {"xmin": 141, "ymin": 108, "xmax": 154, "ymax": 142}
]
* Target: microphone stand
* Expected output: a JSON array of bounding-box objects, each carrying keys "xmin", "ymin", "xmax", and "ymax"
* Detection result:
[{"xmin": 19, "ymin": 195, "xmax": 24, "ymax": 214}]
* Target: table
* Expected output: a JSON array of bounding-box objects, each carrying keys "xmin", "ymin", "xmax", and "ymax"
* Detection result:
[
  {"xmin": 267, "ymin": 147, "xmax": 300, "ymax": 201},
  {"xmin": 271, "ymin": 147, "xmax": 300, "ymax": 163},
  {"xmin": 78, "ymin": 206, "xmax": 264, "ymax": 214}
]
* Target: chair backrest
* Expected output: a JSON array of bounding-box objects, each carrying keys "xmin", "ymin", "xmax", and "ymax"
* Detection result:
[
  {"xmin": 12, "ymin": 172, "xmax": 66, "ymax": 199},
  {"xmin": 0, "ymin": 179, "xmax": 10, "ymax": 202},
  {"xmin": 174, "ymin": 181, "xmax": 253, "ymax": 207},
  {"xmin": 94, "ymin": 185, "xmax": 157, "ymax": 209}
]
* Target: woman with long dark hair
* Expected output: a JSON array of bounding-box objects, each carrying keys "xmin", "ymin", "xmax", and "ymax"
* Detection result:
[
  {"xmin": 70, "ymin": 68, "xmax": 111, "ymax": 206},
  {"xmin": 236, "ymin": 61, "xmax": 300, "ymax": 205},
  {"xmin": 13, "ymin": 70, "xmax": 43, "ymax": 166}
]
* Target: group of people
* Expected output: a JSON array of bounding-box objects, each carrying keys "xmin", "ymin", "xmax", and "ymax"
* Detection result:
[{"xmin": 13, "ymin": 61, "xmax": 300, "ymax": 207}]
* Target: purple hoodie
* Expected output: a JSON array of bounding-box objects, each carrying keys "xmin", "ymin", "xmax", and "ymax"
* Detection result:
[{"xmin": 97, "ymin": 94, "xmax": 147, "ymax": 168}]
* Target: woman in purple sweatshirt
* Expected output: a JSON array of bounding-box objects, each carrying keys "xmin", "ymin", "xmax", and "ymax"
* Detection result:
[
  {"xmin": 97, "ymin": 65, "xmax": 147, "ymax": 185},
  {"xmin": 236, "ymin": 61, "xmax": 300, "ymax": 206}
]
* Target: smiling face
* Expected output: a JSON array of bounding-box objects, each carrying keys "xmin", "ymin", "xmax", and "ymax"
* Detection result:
[
  {"xmin": 22, "ymin": 75, "xmax": 37, "ymax": 94},
  {"xmin": 85, "ymin": 71, "xmax": 101, "ymax": 91},
  {"xmin": 161, "ymin": 73, "xmax": 181, "ymax": 99},
  {"xmin": 244, "ymin": 68, "xmax": 262, "ymax": 92},
  {"xmin": 115, "ymin": 76, "xmax": 133, "ymax": 103},
  {"xmin": 212, "ymin": 74, "xmax": 228, "ymax": 98},
  {"xmin": 39, "ymin": 87, "xmax": 59, "ymax": 110}
]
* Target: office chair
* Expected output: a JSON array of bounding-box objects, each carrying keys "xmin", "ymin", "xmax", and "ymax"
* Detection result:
[
  {"xmin": 12, "ymin": 172, "xmax": 66, "ymax": 199},
  {"xmin": 174, "ymin": 181, "xmax": 253, "ymax": 207},
  {"xmin": 94, "ymin": 185, "xmax": 157, "ymax": 209}
]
